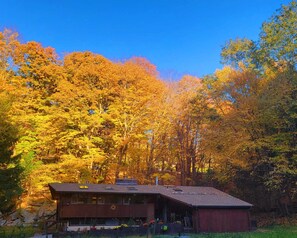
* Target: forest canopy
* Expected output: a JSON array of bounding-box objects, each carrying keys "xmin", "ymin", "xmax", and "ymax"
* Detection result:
[{"xmin": 0, "ymin": 1, "xmax": 296, "ymax": 216}]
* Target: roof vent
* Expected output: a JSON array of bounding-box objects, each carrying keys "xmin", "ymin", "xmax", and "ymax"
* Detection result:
[
  {"xmin": 173, "ymin": 188, "xmax": 183, "ymax": 192},
  {"xmin": 165, "ymin": 185, "xmax": 174, "ymax": 188},
  {"xmin": 127, "ymin": 186, "xmax": 138, "ymax": 191},
  {"xmin": 115, "ymin": 178, "xmax": 138, "ymax": 186},
  {"xmin": 105, "ymin": 186, "xmax": 114, "ymax": 190},
  {"xmin": 79, "ymin": 185, "xmax": 88, "ymax": 189}
]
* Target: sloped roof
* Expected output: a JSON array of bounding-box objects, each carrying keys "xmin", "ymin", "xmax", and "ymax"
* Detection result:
[
  {"xmin": 49, "ymin": 183, "xmax": 252, "ymax": 208},
  {"xmin": 159, "ymin": 185, "xmax": 252, "ymax": 207}
]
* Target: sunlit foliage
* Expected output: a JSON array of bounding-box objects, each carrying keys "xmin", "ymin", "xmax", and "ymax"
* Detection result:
[{"xmin": 0, "ymin": 1, "xmax": 296, "ymax": 216}]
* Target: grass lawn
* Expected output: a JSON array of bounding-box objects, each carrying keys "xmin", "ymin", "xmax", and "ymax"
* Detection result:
[
  {"xmin": 156, "ymin": 226, "xmax": 297, "ymax": 238},
  {"xmin": 0, "ymin": 225, "xmax": 296, "ymax": 238},
  {"xmin": 0, "ymin": 225, "xmax": 36, "ymax": 238}
]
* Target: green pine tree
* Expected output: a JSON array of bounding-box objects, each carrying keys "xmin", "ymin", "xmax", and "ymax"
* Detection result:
[{"xmin": 0, "ymin": 98, "xmax": 23, "ymax": 214}]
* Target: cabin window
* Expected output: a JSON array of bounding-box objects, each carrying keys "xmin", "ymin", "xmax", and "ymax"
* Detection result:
[
  {"xmin": 123, "ymin": 196, "xmax": 131, "ymax": 205},
  {"xmin": 71, "ymin": 194, "xmax": 89, "ymax": 204},
  {"xmin": 123, "ymin": 195, "xmax": 145, "ymax": 204},
  {"xmin": 91, "ymin": 196, "xmax": 97, "ymax": 204},
  {"xmin": 69, "ymin": 218, "xmax": 107, "ymax": 226},
  {"xmin": 97, "ymin": 196, "xmax": 105, "ymax": 204},
  {"xmin": 96, "ymin": 218, "xmax": 106, "ymax": 225},
  {"xmin": 71, "ymin": 194, "xmax": 81, "ymax": 204},
  {"xmin": 105, "ymin": 195, "xmax": 121, "ymax": 204},
  {"xmin": 83, "ymin": 218, "xmax": 92, "ymax": 225},
  {"xmin": 69, "ymin": 218, "xmax": 80, "ymax": 225},
  {"xmin": 61, "ymin": 194, "xmax": 71, "ymax": 205},
  {"xmin": 133, "ymin": 195, "xmax": 145, "ymax": 204}
]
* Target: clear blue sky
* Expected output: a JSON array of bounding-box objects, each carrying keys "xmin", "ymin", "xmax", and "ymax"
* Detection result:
[{"xmin": 0, "ymin": 0, "xmax": 293, "ymax": 79}]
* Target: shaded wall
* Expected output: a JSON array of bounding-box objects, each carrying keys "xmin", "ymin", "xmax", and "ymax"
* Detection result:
[
  {"xmin": 59, "ymin": 203, "xmax": 154, "ymax": 219},
  {"xmin": 192, "ymin": 208, "xmax": 250, "ymax": 233}
]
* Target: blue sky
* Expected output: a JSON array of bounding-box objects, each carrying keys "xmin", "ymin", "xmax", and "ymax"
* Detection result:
[{"xmin": 0, "ymin": 0, "xmax": 293, "ymax": 79}]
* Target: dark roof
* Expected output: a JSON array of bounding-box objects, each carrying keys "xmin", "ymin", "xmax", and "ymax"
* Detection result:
[{"xmin": 49, "ymin": 183, "xmax": 252, "ymax": 208}]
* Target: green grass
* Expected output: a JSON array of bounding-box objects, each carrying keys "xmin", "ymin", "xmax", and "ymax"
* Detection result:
[
  {"xmin": 0, "ymin": 225, "xmax": 295, "ymax": 238},
  {"xmin": 153, "ymin": 226, "xmax": 297, "ymax": 238},
  {"xmin": 0, "ymin": 226, "xmax": 36, "ymax": 238}
]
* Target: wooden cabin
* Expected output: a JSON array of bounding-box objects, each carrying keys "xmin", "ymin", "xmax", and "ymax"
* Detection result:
[{"xmin": 49, "ymin": 180, "xmax": 252, "ymax": 233}]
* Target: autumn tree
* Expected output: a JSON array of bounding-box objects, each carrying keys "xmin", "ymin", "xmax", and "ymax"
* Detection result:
[
  {"xmin": 206, "ymin": 1, "xmax": 297, "ymax": 213},
  {"xmin": 0, "ymin": 1, "xmax": 295, "ymax": 215},
  {"xmin": 108, "ymin": 58, "xmax": 165, "ymax": 181}
]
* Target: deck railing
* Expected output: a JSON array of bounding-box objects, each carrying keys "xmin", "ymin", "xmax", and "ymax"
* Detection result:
[{"xmin": 59, "ymin": 203, "xmax": 154, "ymax": 218}]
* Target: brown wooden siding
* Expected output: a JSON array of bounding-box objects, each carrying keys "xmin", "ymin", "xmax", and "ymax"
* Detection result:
[
  {"xmin": 193, "ymin": 208, "xmax": 250, "ymax": 233},
  {"xmin": 59, "ymin": 204, "xmax": 154, "ymax": 219}
]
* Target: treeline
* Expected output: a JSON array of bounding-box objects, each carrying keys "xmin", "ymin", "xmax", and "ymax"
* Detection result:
[{"xmin": 0, "ymin": 1, "xmax": 296, "ymax": 216}]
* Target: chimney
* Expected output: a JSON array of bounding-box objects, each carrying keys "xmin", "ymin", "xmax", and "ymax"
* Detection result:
[{"xmin": 155, "ymin": 176, "xmax": 158, "ymax": 186}]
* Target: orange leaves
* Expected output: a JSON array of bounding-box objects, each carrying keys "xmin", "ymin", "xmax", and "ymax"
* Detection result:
[
  {"xmin": 127, "ymin": 57, "xmax": 159, "ymax": 77},
  {"xmin": 0, "ymin": 30, "xmax": 19, "ymax": 71},
  {"xmin": 61, "ymin": 52, "xmax": 118, "ymax": 109},
  {"xmin": 14, "ymin": 41, "xmax": 57, "ymax": 71}
]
